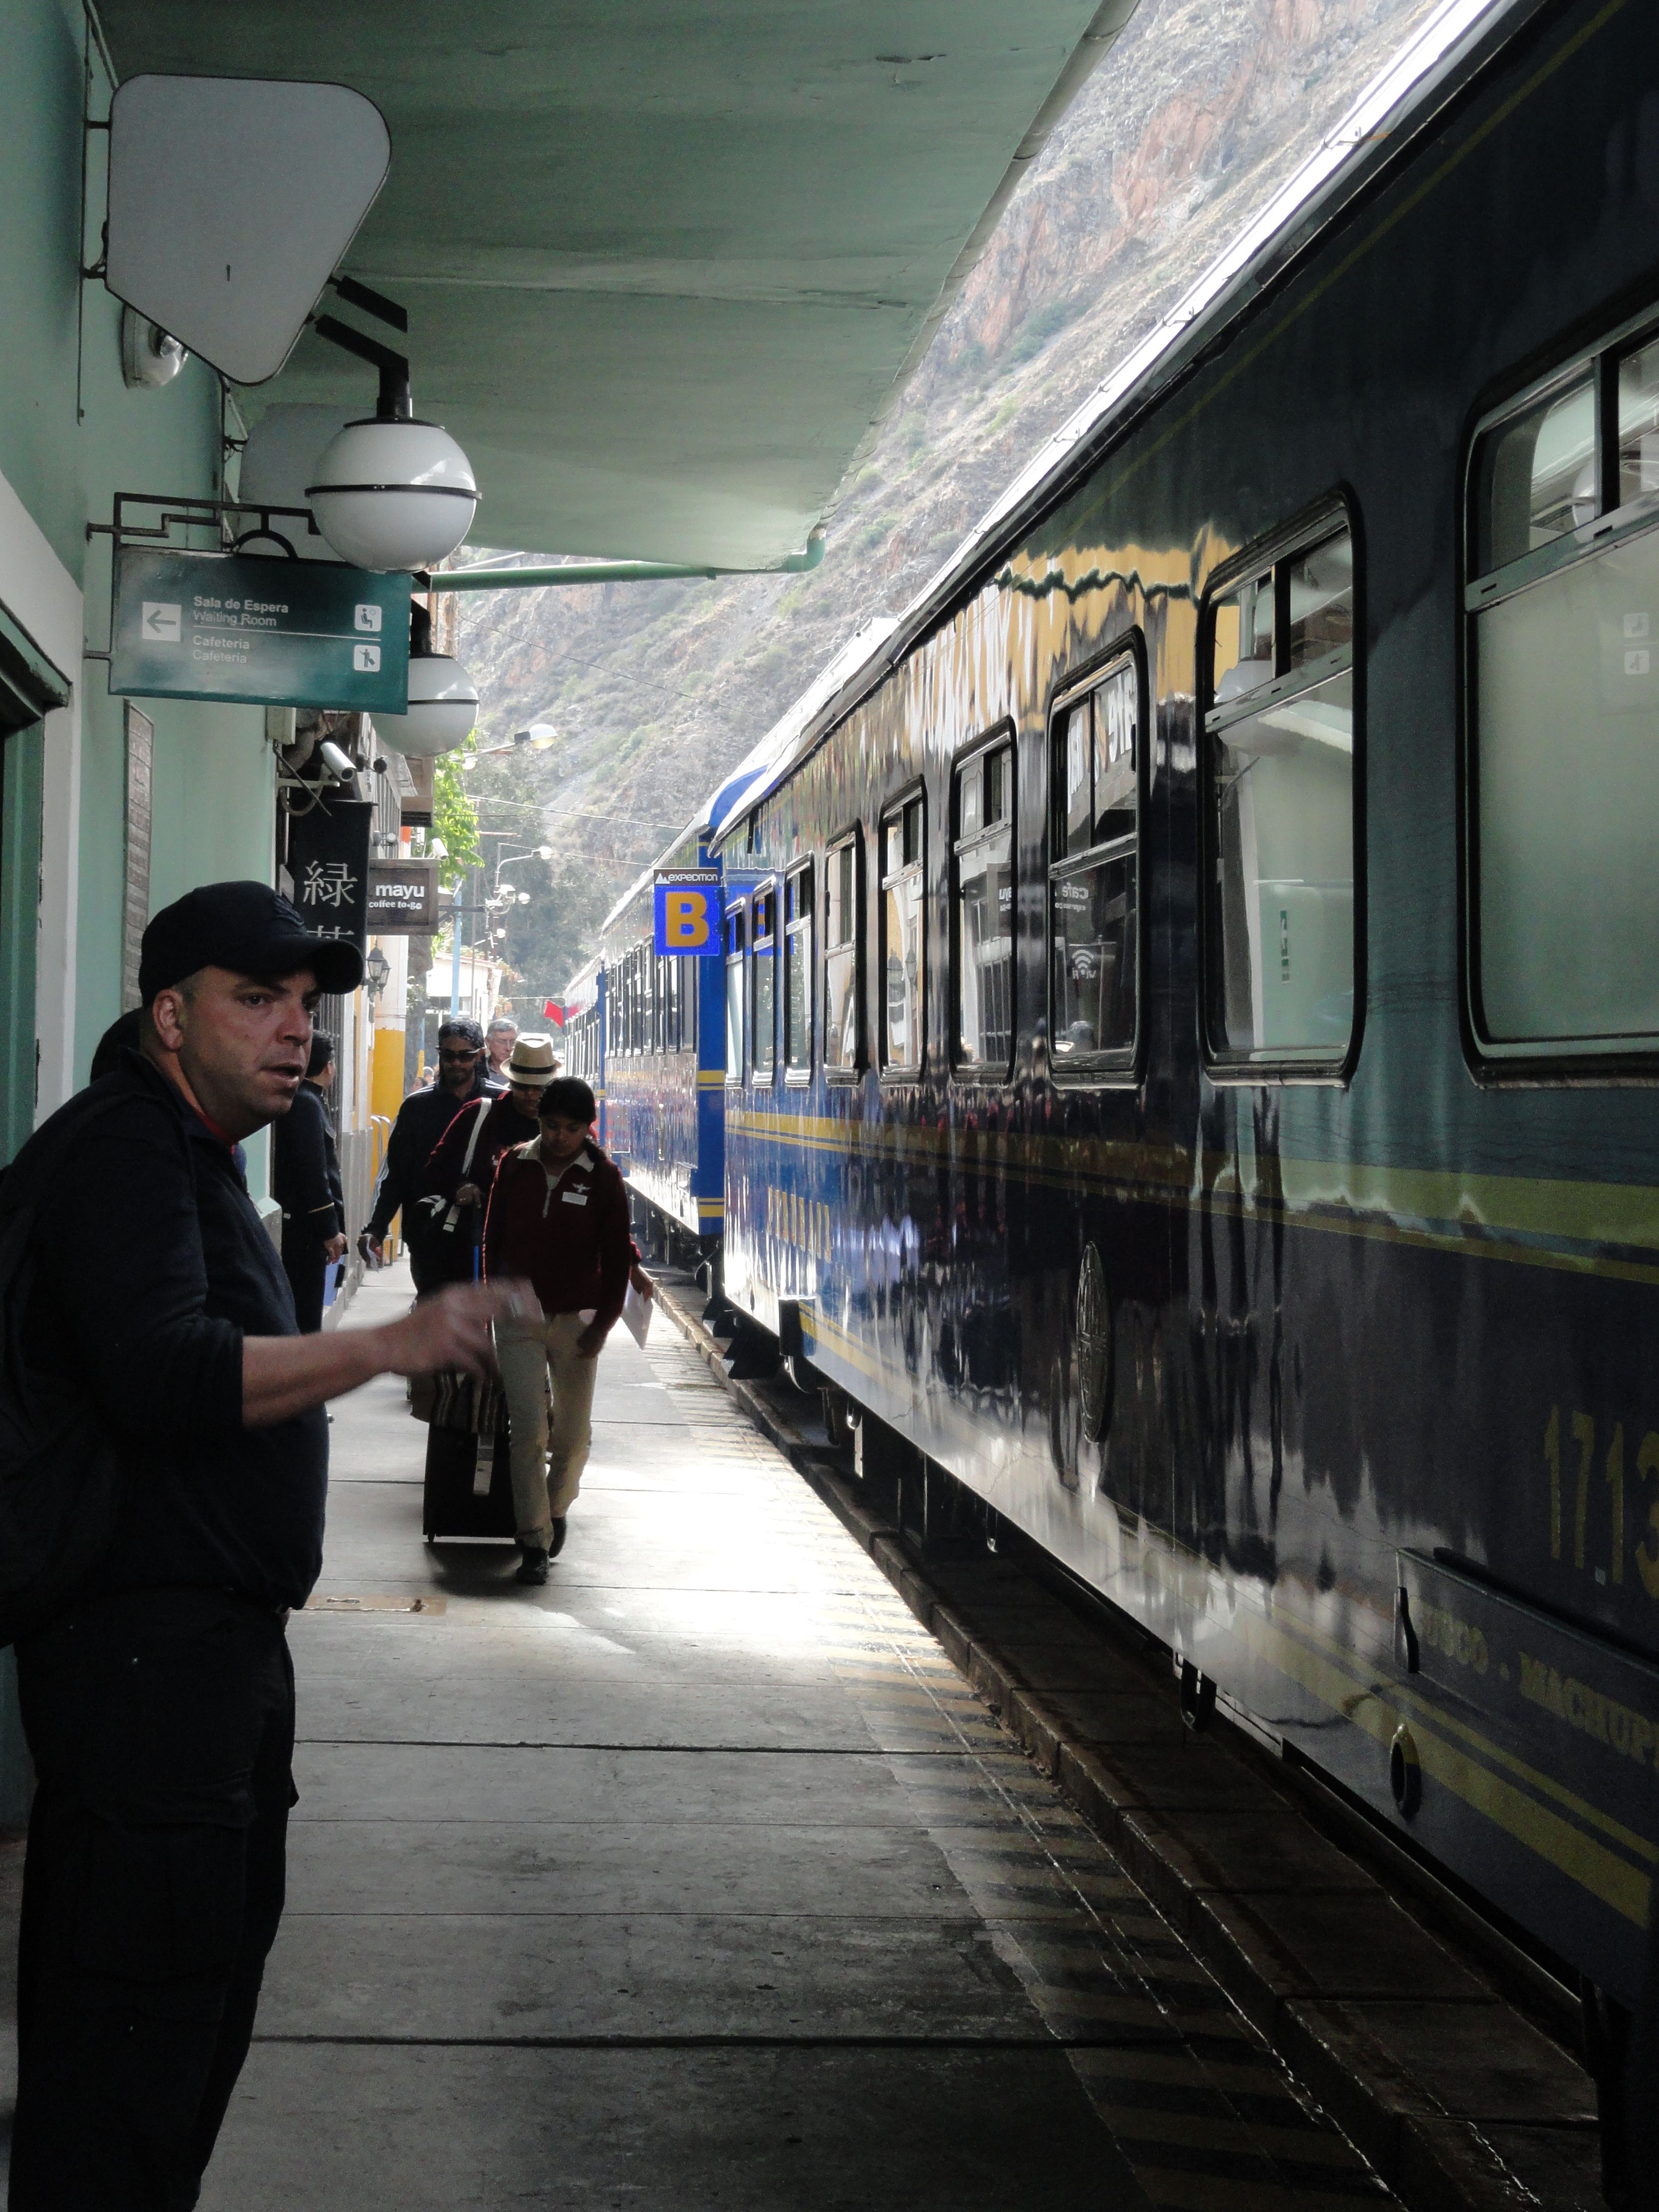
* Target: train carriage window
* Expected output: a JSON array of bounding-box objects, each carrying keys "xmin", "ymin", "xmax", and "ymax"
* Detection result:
[
  {"xmin": 823, "ymin": 833, "xmax": 862, "ymax": 1075},
  {"xmin": 880, "ymin": 795, "xmax": 925, "ymax": 1074},
  {"xmin": 954, "ymin": 736, "xmax": 1014, "ymax": 1074},
  {"xmin": 1203, "ymin": 519, "xmax": 1355, "ymax": 1070},
  {"xmin": 724, "ymin": 906, "xmax": 745, "ymax": 1083},
  {"xmin": 1469, "ymin": 313, "xmax": 1659, "ymax": 1059},
  {"xmin": 751, "ymin": 886, "xmax": 777, "ymax": 1082},
  {"xmin": 1050, "ymin": 658, "xmax": 1140, "ymax": 1074},
  {"xmin": 785, "ymin": 864, "xmax": 813, "ymax": 1078}
]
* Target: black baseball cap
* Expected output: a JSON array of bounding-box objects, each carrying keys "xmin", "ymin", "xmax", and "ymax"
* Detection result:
[{"xmin": 138, "ymin": 881, "xmax": 365, "ymax": 1005}]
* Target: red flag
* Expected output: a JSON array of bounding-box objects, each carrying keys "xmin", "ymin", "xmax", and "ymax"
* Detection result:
[{"xmin": 543, "ymin": 998, "xmax": 566, "ymax": 1027}]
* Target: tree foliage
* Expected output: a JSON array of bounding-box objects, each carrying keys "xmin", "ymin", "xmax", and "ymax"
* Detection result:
[{"xmin": 432, "ymin": 740, "xmax": 481, "ymax": 887}]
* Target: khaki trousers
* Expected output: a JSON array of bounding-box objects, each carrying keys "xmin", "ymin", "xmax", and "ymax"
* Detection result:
[{"xmin": 495, "ymin": 1309, "xmax": 598, "ymax": 1543}]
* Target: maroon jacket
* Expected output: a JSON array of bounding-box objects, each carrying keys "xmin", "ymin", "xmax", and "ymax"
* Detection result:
[{"xmin": 483, "ymin": 1138, "xmax": 631, "ymax": 1329}]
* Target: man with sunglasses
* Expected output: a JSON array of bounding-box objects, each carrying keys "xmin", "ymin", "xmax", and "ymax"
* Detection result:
[{"xmin": 359, "ymin": 1016, "xmax": 500, "ymax": 1291}]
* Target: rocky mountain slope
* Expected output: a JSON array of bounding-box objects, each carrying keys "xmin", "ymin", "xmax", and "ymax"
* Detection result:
[{"xmin": 455, "ymin": 0, "xmax": 1444, "ymax": 1005}]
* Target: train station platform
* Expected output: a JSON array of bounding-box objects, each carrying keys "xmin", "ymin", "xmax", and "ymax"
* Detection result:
[{"xmin": 174, "ymin": 1259, "xmax": 1398, "ymax": 2211}]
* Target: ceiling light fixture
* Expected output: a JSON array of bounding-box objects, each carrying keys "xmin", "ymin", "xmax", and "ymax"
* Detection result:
[
  {"xmin": 305, "ymin": 278, "xmax": 478, "ymax": 573},
  {"xmin": 369, "ymin": 599, "xmax": 478, "ymax": 757}
]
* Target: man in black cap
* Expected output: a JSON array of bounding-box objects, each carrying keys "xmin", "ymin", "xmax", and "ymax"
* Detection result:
[
  {"xmin": 359, "ymin": 1014, "xmax": 500, "ymax": 1289},
  {"xmin": 4, "ymin": 880, "xmax": 511, "ymax": 2211}
]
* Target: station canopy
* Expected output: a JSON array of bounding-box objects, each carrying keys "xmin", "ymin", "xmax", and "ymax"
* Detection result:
[{"xmin": 96, "ymin": 2, "xmax": 1128, "ymax": 567}]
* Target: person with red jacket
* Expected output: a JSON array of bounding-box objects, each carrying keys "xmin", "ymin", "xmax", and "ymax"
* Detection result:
[{"xmin": 484, "ymin": 1076, "xmax": 631, "ymax": 1583}]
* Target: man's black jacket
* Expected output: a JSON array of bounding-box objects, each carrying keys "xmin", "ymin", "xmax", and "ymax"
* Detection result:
[
  {"xmin": 272, "ymin": 1082, "xmax": 342, "ymax": 1244},
  {"xmin": 14, "ymin": 1051, "xmax": 327, "ymax": 1612},
  {"xmin": 364, "ymin": 1069, "xmax": 499, "ymax": 1241}
]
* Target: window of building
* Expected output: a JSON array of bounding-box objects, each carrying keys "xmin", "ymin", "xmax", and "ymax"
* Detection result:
[
  {"xmin": 880, "ymin": 793, "xmax": 925, "ymax": 1074},
  {"xmin": 751, "ymin": 883, "xmax": 777, "ymax": 1082},
  {"xmin": 954, "ymin": 735, "xmax": 1015, "ymax": 1075},
  {"xmin": 1049, "ymin": 658, "xmax": 1140, "ymax": 1074},
  {"xmin": 724, "ymin": 905, "xmax": 745, "ymax": 1082},
  {"xmin": 785, "ymin": 863, "xmax": 813, "ymax": 1079},
  {"xmin": 1469, "ymin": 314, "xmax": 1659, "ymax": 1060},
  {"xmin": 823, "ymin": 833, "xmax": 862, "ymax": 1075},
  {"xmin": 1204, "ymin": 519, "xmax": 1356, "ymax": 1069}
]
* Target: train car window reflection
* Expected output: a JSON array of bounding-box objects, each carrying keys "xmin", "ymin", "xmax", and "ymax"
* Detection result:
[
  {"xmin": 823, "ymin": 835, "xmax": 861, "ymax": 1074},
  {"xmin": 881, "ymin": 796, "xmax": 925, "ymax": 1073},
  {"xmin": 1618, "ymin": 337, "xmax": 1659, "ymax": 508},
  {"xmin": 751, "ymin": 885, "xmax": 777, "ymax": 1082},
  {"xmin": 785, "ymin": 864, "xmax": 813, "ymax": 1077},
  {"xmin": 1204, "ymin": 520, "xmax": 1355, "ymax": 1068},
  {"xmin": 1050, "ymin": 659, "xmax": 1139, "ymax": 1072},
  {"xmin": 954, "ymin": 739, "xmax": 1014, "ymax": 1074},
  {"xmin": 1469, "ymin": 320, "xmax": 1659, "ymax": 1059},
  {"xmin": 1286, "ymin": 533, "xmax": 1354, "ymax": 667},
  {"xmin": 1476, "ymin": 375, "xmax": 1595, "ymax": 572},
  {"xmin": 1213, "ymin": 572, "xmax": 1274, "ymax": 704},
  {"xmin": 724, "ymin": 906, "xmax": 745, "ymax": 1083}
]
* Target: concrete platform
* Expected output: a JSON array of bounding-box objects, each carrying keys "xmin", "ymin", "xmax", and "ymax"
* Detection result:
[
  {"xmin": 196, "ymin": 1262, "xmax": 1391, "ymax": 2211},
  {"xmin": 656, "ymin": 1280, "xmax": 1604, "ymax": 2212}
]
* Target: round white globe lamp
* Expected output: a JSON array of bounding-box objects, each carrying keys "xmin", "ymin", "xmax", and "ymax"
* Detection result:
[
  {"xmin": 371, "ymin": 653, "xmax": 479, "ymax": 757},
  {"xmin": 306, "ymin": 417, "xmax": 478, "ymax": 572}
]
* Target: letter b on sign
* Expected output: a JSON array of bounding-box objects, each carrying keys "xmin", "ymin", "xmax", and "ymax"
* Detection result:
[
  {"xmin": 666, "ymin": 891, "xmax": 708, "ymax": 948},
  {"xmin": 653, "ymin": 877, "xmax": 718, "ymax": 954}
]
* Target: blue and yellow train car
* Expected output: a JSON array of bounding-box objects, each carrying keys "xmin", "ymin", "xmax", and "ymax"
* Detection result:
[
  {"xmin": 698, "ymin": 0, "xmax": 1659, "ymax": 2021},
  {"xmin": 593, "ymin": 822, "xmax": 726, "ymax": 1265}
]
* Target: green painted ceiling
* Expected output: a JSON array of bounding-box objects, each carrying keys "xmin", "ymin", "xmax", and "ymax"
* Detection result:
[{"xmin": 95, "ymin": 2, "xmax": 1128, "ymax": 566}]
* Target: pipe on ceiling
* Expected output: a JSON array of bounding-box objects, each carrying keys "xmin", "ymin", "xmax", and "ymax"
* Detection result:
[{"xmin": 427, "ymin": 528, "xmax": 825, "ymax": 593}]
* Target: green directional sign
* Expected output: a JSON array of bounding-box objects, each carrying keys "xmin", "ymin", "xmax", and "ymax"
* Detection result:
[{"xmin": 111, "ymin": 546, "xmax": 410, "ymax": 712}]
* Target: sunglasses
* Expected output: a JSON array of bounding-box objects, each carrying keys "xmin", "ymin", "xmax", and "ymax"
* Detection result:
[{"xmin": 438, "ymin": 1048, "xmax": 480, "ymax": 1065}]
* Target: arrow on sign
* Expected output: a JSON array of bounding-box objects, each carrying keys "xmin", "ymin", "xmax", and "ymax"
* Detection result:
[{"xmin": 141, "ymin": 602, "xmax": 182, "ymax": 643}]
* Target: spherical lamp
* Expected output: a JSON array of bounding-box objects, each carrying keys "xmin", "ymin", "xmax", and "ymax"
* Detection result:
[
  {"xmin": 306, "ymin": 417, "xmax": 478, "ymax": 573},
  {"xmin": 370, "ymin": 653, "xmax": 479, "ymax": 757}
]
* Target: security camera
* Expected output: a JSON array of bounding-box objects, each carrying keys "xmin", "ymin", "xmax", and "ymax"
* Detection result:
[{"xmin": 318, "ymin": 739, "xmax": 356, "ymax": 781}]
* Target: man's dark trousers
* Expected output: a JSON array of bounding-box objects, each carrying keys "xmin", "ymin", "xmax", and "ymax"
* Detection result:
[{"xmin": 9, "ymin": 1589, "xmax": 295, "ymax": 2210}]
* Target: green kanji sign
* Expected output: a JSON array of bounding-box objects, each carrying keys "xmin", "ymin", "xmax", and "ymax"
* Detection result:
[{"xmin": 110, "ymin": 547, "xmax": 410, "ymax": 711}]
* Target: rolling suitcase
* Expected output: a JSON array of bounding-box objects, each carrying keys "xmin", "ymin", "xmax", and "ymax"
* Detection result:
[{"xmin": 422, "ymin": 1403, "xmax": 518, "ymax": 1541}]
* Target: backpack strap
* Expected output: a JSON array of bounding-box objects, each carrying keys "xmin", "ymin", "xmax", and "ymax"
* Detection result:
[{"xmin": 440, "ymin": 1097, "xmax": 495, "ymax": 1236}]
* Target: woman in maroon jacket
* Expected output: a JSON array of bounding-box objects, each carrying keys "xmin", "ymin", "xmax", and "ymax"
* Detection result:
[{"xmin": 483, "ymin": 1076, "xmax": 632, "ymax": 1582}]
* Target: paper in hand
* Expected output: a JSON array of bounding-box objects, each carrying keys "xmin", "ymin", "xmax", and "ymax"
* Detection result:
[{"xmin": 622, "ymin": 1281, "xmax": 653, "ymax": 1349}]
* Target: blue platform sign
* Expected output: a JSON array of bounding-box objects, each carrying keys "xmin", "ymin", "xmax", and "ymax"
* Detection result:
[{"xmin": 653, "ymin": 869, "xmax": 721, "ymax": 955}]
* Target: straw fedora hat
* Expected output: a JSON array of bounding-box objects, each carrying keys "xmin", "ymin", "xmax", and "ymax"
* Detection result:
[{"xmin": 503, "ymin": 1033, "xmax": 558, "ymax": 1086}]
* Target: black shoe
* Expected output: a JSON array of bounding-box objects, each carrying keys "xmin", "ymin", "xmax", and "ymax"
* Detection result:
[
  {"xmin": 515, "ymin": 1546, "xmax": 549, "ymax": 1586},
  {"xmin": 548, "ymin": 1517, "xmax": 568, "ymax": 1560}
]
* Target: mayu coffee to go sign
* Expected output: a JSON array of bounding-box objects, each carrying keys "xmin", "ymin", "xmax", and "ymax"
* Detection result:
[{"xmin": 111, "ymin": 547, "xmax": 411, "ymax": 713}]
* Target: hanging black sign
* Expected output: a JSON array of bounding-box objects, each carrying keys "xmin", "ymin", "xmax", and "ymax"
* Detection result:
[
  {"xmin": 366, "ymin": 857, "xmax": 439, "ymax": 933},
  {"xmin": 285, "ymin": 797, "xmax": 372, "ymax": 956}
]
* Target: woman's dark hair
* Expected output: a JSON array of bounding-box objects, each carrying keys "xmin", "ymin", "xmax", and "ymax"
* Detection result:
[
  {"xmin": 306, "ymin": 1030, "xmax": 335, "ymax": 1080},
  {"xmin": 539, "ymin": 1076, "xmax": 596, "ymax": 1126},
  {"xmin": 89, "ymin": 1008, "xmax": 143, "ymax": 1084}
]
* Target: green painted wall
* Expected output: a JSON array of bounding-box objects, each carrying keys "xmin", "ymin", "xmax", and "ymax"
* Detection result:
[
  {"xmin": 1, "ymin": 0, "xmax": 273, "ymax": 1112},
  {"xmin": 0, "ymin": 724, "xmax": 44, "ymax": 1161}
]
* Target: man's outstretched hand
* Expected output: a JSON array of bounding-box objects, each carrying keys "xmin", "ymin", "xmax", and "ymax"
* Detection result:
[
  {"xmin": 242, "ymin": 1281, "xmax": 539, "ymax": 1428},
  {"xmin": 384, "ymin": 1282, "xmax": 517, "ymax": 1383}
]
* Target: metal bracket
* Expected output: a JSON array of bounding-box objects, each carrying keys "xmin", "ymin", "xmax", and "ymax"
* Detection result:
[{"xmin": 86, "ymin": 490, "xmax": 341, "ymax": 563}]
